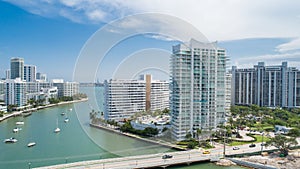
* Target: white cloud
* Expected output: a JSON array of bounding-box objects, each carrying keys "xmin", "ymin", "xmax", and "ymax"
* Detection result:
[
  {"xmin": 5, "ymin": 0, "xmax": 300, "ymax": 41},
  {"xmin": 276, "ymin": 37, "xmax": 300, "ymax": 52},
  {"xmin": 145, "ymin": 35, "xmax": 175, "ymax": 42},
  {"xmin": 59, "ymin": 0, "xmax": 81, "ymax": 7},
  {"xmin": 235, "ymin": 51, "xmax": 300, "ymax": 69},
  {"xmin": 86, "ymin": 10, "xmax": 106, "ymax": 22}
]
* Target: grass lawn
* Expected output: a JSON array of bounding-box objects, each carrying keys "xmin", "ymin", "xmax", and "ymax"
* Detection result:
[
  {"xmin": 229, "ymin": 135, "xmax": 271, "ymax": 146},
  {"xmin": 229, "ymin": 141, "xmax": 250, "ymax": 146},
  {"xmin": 253, "ymin": 135, "xmax": 270, "ymax": 143},
  {"xmin": 252, "ymin": 123, "xmax": 274, "ymax": 131}
]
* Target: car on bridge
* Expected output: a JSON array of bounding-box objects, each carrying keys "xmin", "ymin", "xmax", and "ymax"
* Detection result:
[
  {"xmin": 202, "ymin": 150, "xmax": 210, "ymax": 154},
  {"xmin": 162, "ymin": 154, "xmax": 173, "ymax": 159}
]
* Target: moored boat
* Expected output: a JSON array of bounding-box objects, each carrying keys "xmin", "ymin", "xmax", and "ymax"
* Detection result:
[
  {"xmin": 27, "ymin": 142, "xmax": 36, "ymax": 147},
  {"xmin": 54, "ymin": 118, "xmax": 60, "ymax": 133},
  {"xmin": 54, "ymin": 127, "xmax": 60, "ymax": 133},
  {"xmin": 4, "ymin": 137, "xmax": 18, "ymax": 143},
  {"xmin": 64, "ymin": 118, "xmax": 69, "ymax": 123},
  {"xmin": 16, "ymin": 121, "xmax": 24, "ymax": 125},
  {"xmin": 13, "ymin": 127, "xmax": 22, "ymax": 133}
]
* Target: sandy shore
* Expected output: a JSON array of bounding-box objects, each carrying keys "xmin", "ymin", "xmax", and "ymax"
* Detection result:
[{"xmin": 0, "ymin": 98, "xmax": 88, "ymax": 122}]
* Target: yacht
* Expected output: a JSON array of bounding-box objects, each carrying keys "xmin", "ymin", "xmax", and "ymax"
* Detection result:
[
  {"xmin": 4, "ymin": 137, "xmax": 18, "ymax": 143},
  {"xmin": 16, "ymin": 121, "xmax": 24, "ymax": 125},
  {"xmin": 27, "ymin": 142, "xmax": 36, "ymax": 147},
  {"xmin": 61, "ymin": 112, "xmax": 65, "ymax": 116}
]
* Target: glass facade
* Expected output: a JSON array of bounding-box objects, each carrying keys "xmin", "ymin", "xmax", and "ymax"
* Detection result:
[{"xmin": 170, "ymin": 39, "xmax": 226, "ymax": 141}]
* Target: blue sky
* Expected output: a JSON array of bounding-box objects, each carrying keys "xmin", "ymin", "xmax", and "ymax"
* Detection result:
[{"xmin": 0, "ymin": 1, "xmax": 300, "ymax": 82}]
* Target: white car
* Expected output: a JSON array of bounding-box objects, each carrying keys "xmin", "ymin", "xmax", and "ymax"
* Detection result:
[{"xmin": 233, "ymin": 146, "xmax": 240, "ymax": 150}]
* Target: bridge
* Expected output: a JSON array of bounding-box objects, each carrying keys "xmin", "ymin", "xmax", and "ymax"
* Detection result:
[
  {"xmin": 35, "ymin": 142, "xmax": 279, "ymax": 169},
  {"xmin": 35, "ymin": 150, "xmax": 219, "ymax": 169}
]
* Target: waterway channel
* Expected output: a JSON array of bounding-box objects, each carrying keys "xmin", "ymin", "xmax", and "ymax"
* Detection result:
[{"xmin": 0, "ymin": 87, "xmax": 244, "ymax": 169}]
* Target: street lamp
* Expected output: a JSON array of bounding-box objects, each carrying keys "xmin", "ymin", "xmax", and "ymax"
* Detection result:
[
  {"xmin": 223, "ymin": 129, "xmax": 226, "ymax": 158},
  {"xmin": 261, "ymin": 132, "xmax": 264, "ymax": 154}
]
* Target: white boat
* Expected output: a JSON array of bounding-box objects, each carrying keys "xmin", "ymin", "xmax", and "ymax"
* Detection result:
[
  {"xmin": 54, "ymin": 127, "xmax": 60, "ymax": 133},
  {"xmin": 27, "ymin": 142, "xmax": 36, "ymax": 147},
  {"xmin": 16, "ymin": 121, "xmax": 24, "ymax": 125},
  {"xmin": 64, "ymin": 118, "xmax": 69, "ymax": 123},
  {"xmin": 4, "ymin": 137, "xmax": 18, "ymax": 143},
  {"xmin": 54, "ymin": 119, "xmax": 60, "ymax": 133},
  {"xmin": 69, "ymin": 108, "xmax": 72, "ymax": 111},
  {"xmin": 61, "ymin": 112, "xmax": 65, "ymax": 116},
  {"xmin": 13, "ymin": 127, "xmax": 22, "ymax": 133}
]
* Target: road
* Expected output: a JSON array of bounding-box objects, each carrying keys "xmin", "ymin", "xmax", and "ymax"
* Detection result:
[{"xmin": 35, "ymin": 142, "xmax": 279, "ymax": 169}]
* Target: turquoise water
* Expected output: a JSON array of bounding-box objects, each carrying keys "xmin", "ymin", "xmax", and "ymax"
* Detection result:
[{"xmin": 0, "ymin": 87, "xmax": 244, "ymax": 169}]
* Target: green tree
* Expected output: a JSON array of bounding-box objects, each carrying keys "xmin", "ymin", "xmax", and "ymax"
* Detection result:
[
  {"xmin": 266, "ymin": 135, "xmax": 297, "ymax": 156},
  {"xmin": 196, "ymin": 128, "xmax": 202, "ymax": 145},
  {"xmin": 228, "ymin": 117, "xmax": 234, "ymax": 130},
  {"xmin": 288, "ymin": 128, "xmax": 300, "ymax": 137},
  {"xmin": 162, "ymin": 108, "xmax": 170, "ymax": 114},
  {"xmin": 187, "ymin": 141, "xmax": 197, "ymax": 149},
  {"xmin": 185, "ymin": 132, "xmax": 192, "ymax": 140},
  {"xmin": 7, "ymin": 104, "xmax": 17, "ymax": 112}
]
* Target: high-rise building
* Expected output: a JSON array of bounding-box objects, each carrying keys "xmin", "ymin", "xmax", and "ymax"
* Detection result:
[
  {"xmin": 36, "ymin": 72, "xmax": 41, "ymax": 80},
  {"xmin": 36, "ymin": 72, "xmax": 47, "ymax": 82},
  {"xmin": 104, "ymin": 74, "xmax": 169, "ymax": 121},
  {"xmin": 24, "ymin": 65, "xmax": 36, "ymax": 82},
  {"xmin": 5, "ymin": 78, "xmax": 27, "ymax": 107},
  {"xmin": 170, "ymin": 39, "xmax": 226, "ymax": 141},
  {"xmin": 0, "ymin": 80, "xmax": 4, "ymax": 101},
  {"xmin": 232, "ymin": 62, "xmax": 300, "ymax": 108},
  {"xmin": 10, "ymin": 57, "xmax": 24, "ymax": 80},
  {"xmin": 52, "ymin": 79, "xmax": 79, "ymax": 97},
  {"xmin": 5, "ymin": 69, "xmax": 10, "ymax": 80},
  {"xmin": 225, "ymin": 73, "xmax": 232, "ymax": 114}
]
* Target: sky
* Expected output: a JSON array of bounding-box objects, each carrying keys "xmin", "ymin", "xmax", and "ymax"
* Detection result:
[{"xmin": 0, "ymin": 0, "xmax": 299, "ymax": 82}]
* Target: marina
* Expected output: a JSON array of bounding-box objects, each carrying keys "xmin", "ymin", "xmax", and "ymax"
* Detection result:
[{"xmin": 0, "ymin": 87, "xmax": 244, "ymax": 169}]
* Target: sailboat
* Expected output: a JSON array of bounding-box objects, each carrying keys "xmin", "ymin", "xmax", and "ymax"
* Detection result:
[{"xmin": 54, "ymin": 118, "xmax": 60, "ymax": 133}]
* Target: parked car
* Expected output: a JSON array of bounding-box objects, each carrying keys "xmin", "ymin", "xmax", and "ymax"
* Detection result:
[
  {"xmin": 162, "ymin": 154, "xmax": 173, "ymax": 159},
  {"xmin": 249, "ymin": 143, "xmax": 256, "ymax": 148},
  {"xmin": 202, "ymin": 150, "xmax": 210, "ymax": 154},
  {"xmin": 233, "ymin": 146, "xmax": 240, "ymax": 150}
]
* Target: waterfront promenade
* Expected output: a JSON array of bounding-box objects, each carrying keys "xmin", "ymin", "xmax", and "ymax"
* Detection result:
[
  {"xmin": 0, "ymin": 98, "xmax": 88, "ymax": 122},
  {"xmin": 90, "ymin": 123, "xmax": 186, "ymax": 151}
]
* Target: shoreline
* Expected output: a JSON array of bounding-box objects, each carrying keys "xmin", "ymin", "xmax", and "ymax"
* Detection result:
[
  {"xmin": 0, "ymin": 98, "xmax": 88, "ymax": 122},
  {"xmin": 89, "ymin": 123, "xmax": 186, "ymax": 151}
]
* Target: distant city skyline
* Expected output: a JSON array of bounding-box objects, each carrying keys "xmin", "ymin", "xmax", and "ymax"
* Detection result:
[{"xmin": 0, "ymin": 1, "xmax": 299, "ymax": 82}]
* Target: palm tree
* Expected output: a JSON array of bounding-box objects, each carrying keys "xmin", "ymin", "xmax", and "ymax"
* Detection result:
[
  {"xmin": 228, "ymin": 117, "xmax": 234, "ymax": 130},
  {"xmin": 196, "ymin": 128, "xmax": 202, "ymax": 146}
]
